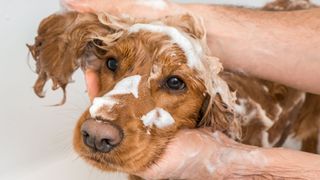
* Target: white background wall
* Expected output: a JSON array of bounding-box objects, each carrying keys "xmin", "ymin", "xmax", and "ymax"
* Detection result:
[{"xmin": 0, "ymin": 0, "xmax": 319, "ymax": 180}]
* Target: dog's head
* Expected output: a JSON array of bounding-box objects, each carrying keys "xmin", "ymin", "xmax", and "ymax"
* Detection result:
[{"xmin": 28, "ymin": 12, "xmax": 240, "ymax": 174}]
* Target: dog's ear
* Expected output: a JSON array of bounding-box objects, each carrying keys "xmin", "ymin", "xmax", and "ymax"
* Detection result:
[
  {"xmin": 196, "ymin": 55, "xmax": 241, "ymax": 140},
  {"xmin": 162, "ymin": 14, "xmax": 206, "ymax": 40},
  {"xmin": 198, "ymin": 92, "xmax": 241, "ymax": 140},
  {"xmin": 96, "ymin": 12, "xmax": 132, "ymax": 30},
  {"xmin": 27, "ymin": 12, "xmax": 119, "ymax": 105}
]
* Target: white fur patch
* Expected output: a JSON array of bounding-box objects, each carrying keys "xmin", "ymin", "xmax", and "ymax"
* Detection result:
[
  {"xmin": 273, "ymin": 103, "xmax": 283, "ymax": 121},
  {"xmin": 141, "ymin": 108, "xmax": 175, "ymax": 128},
  {"xmin": 239, "ymin": 98, "xmax": 274, "ymax": 128},
  {"xmin": 136, "ymin": 0, "xmax": 167, "ymax": 10},
  {"xmin": 255, "ymin": 103, "xmax": 274, "ymax": 128},
  {"xmin": 89, "ymin": 75, "xmax": 141, "ymax": 118},
  {"xmin": 128, "ymin": 23, "xmax": 203, "ymax": 69}
]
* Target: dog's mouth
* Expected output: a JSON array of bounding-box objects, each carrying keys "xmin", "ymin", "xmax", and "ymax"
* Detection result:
[{"xmin": 81, "ymin": 151, "xmax": 121, "ymax": 169}]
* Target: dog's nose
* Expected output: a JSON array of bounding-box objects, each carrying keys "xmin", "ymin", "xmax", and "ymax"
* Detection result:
[{"xmin": 80, "ymin": 118, "xmax": 123, "ymax": 153}]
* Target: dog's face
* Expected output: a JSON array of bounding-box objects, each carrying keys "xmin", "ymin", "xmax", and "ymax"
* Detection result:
[
  {"xmin": 28, "ymin": 12, "xmax": 240, "ymax": 174},
  {"xmin": 74, "ymin": 30, "xmax": 210, "ymax": 173}
]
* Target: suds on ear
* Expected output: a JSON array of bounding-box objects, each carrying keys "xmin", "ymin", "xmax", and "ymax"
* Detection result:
[{"xmin": 198, "ymin": 93, "xmax": 241, "ymax": 140}]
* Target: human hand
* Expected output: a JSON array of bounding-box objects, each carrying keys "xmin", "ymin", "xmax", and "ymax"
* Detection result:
[
  {"xmin": 61, "ymin": 0, "xmax": 185, "ymax": 19},
  {"xmin": 134, "ymin": 128, "xmax": 255, "ymax": 179}
]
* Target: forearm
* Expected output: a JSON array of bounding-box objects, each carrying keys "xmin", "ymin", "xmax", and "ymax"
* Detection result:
[
  {"xmin": 182, "ymin": 4, "xmax": 320, "ymax": 94},
  {"xmin": 178, "ymin": 135, "xmax": 320, "ymax": 179},
  {"xmin": 227, "ymin": 147, "xmax": 320, "ymax": 179}
]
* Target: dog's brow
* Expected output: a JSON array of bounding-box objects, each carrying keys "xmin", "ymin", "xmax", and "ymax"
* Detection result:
[{"xmin": 128, "ymin": 23, "xmax": 203, "ymax": 70}]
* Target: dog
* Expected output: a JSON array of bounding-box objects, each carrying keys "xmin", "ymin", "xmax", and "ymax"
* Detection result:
[
  {"xmin": 263, "ymin": 0, "xmax": 317, "ymax": 11},
  {"xmin": 27, "ymin": 0, "xmax": 320, "ymax": 179}
]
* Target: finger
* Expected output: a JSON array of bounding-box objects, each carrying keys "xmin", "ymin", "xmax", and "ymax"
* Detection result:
[
  {"xmin": 61, "ymin": 0, "xmax": 95, "ymax": 13},
  {"xmin": 85, "ymin": 69, "xmax": 100, "ymax": 101}
]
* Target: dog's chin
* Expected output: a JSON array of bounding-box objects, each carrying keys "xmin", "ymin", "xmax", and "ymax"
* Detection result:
[
  {"xmin": 75, "ymin": 138, "xmax": 168, "ymax": 174},
  {"xmin": 80, "ymin": 152, "xmax": 121, "ymax": 172}
]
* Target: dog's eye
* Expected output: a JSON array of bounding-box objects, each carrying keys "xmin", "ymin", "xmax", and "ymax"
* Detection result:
[
  {"xmin": 106, "ymin": 58, "xmax": 118, "ymax": 72},
  {"xmin": 166, "ymin": 76, "xmax": 186, "ymax": 90}
]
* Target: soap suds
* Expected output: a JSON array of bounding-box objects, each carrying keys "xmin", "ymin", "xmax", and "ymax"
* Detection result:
[
  {"xmin": 205, "ymin": 148, "xmax": 268, "ymax": 175},
  {"xmin": 89, "ymin": 96, "xmax": 118, "ymax": 118},
  {"xmin": 147, "ymin": 64, "xmax": 162, "ymax": 88},
  {"xmin": 205, "ymin": 159, "xmax": 216, "ymax": 173},
  {"xmin": 128, "ymin": 23, "xmax": 203, "ymax": 69},
  {"xmin": 90, "ymin": 75, "xmax": 141, "ymax": 118},
  {"xmin": 220, "ymin": 149, "xmax": 268, "ymax": 168},
  {"xmin": 234, "ymin": 99, "xmax": 247, "ymax": 115},
  {"xmin": 141, "ymin": 107, "xmax": 175, "ymax": 128},
  {"xmin": 106, "ymin": 75, "xmax": 141, "ymax": 98},
  {"xmin": 282, "ymin": 134, "xmax": 302, "ymax": 150}
]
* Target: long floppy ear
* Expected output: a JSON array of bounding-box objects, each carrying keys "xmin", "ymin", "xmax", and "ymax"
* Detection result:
[
  {"xmin": 198, "ymin": 92, "xmax": 241, "ymax": 140},
  {"xmin": 197, "ymin": 54, "xmax": 241, "ymax": 140},
  {"xmin": 27, "ymin": 12, "xmax": 122, "ymax": 105}
]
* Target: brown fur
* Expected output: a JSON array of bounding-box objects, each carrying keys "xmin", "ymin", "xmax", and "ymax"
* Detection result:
[
  {"xmin": 27, "ymin": 0, "xmax": 320, "ymax": 179},
  {"xmin": 263, "ymin": 0, "xmax": 317, "ymax": 11},
  {"xmin": 29, "ymin": 11, "xmax": 240, "ymax": 177},
  {"xmin": 27, "ymin": 12, "xmax": 114, "ymax": 104}
]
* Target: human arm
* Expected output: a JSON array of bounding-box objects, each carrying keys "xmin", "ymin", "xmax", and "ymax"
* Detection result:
[
  {"xmin": 135, "ymin": 129, "xmax": 320, "ymax": 179},
  {"xmin": 64, "ymin": 0, "xmax": 320, "ymax": 94},
  {"xmin": 188, "ymin": 4, "xmax": 320, "ymax": 95}
]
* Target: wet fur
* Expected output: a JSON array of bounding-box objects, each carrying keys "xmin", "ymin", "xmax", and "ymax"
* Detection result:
[{"xmin": 27, "ymin": 0, "xmax": 320, "ymax": 179}]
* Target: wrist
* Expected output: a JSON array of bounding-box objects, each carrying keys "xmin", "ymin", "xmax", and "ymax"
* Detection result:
[
  {"xmin": 171, "ymin": 130, "xmax": 260, "ymax": 179},
  {"xmin": 227, "ymin": 147, "xmax": 320, "ymax": 179}
]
